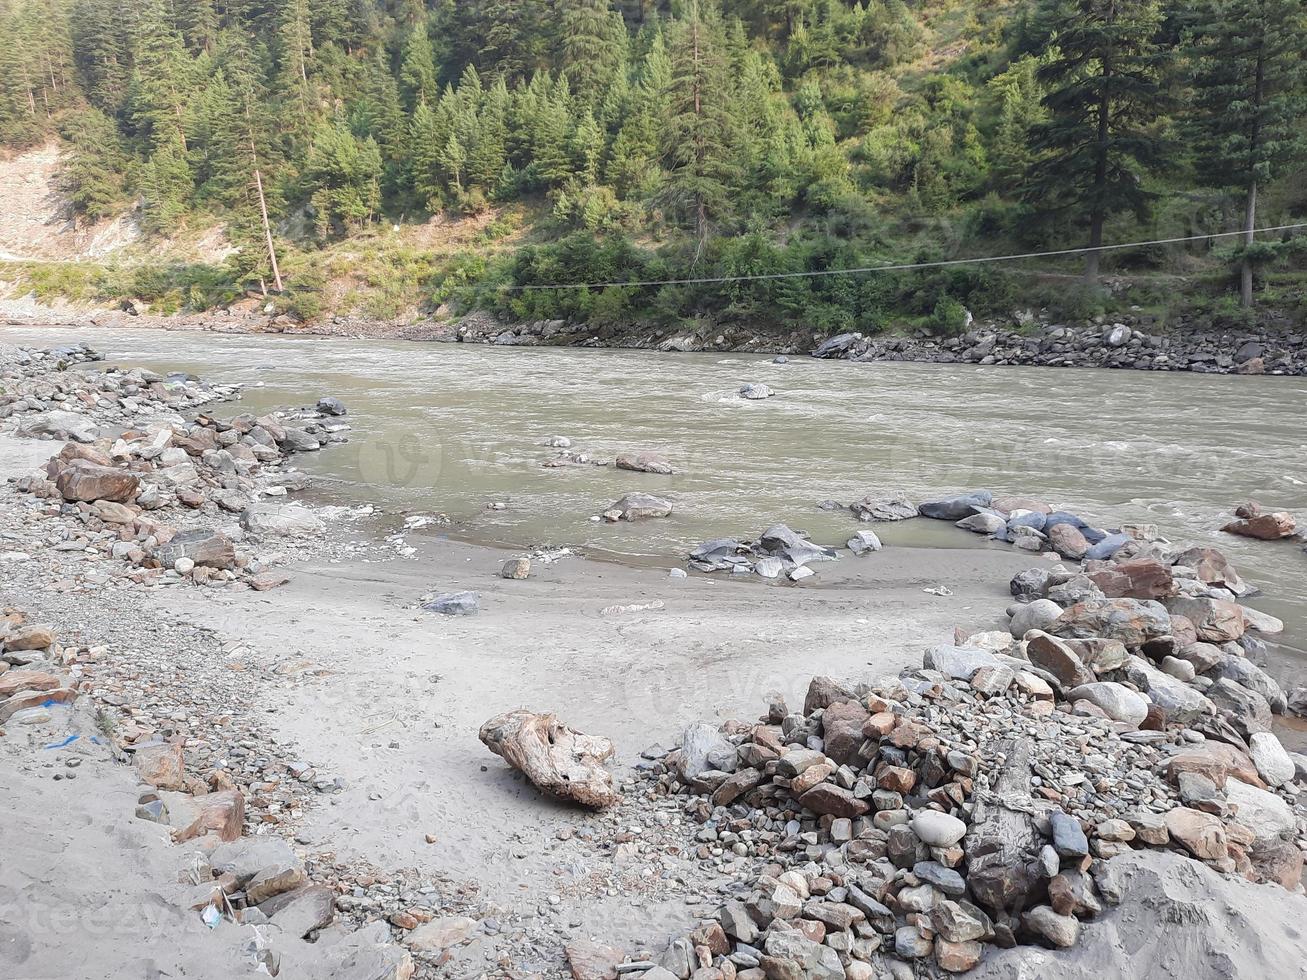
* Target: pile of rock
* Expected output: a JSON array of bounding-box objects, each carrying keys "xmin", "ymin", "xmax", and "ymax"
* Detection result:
[
  {"xmin": 9, "ymin": 386, "xmax": 348, "ymax": 589},
  {"xmin": 0, "ymin": 611, "xmax": 80, "ymax": 728},
  {"xmin": 689, "ymin": 524, "xmax": 840, "ymax": 581},
  {"xmin": 1222, "ymin": 501, "xmax": 1298, "ymax": 541},
  {"xmin": 616, "ymin": 630, "xmax": 1303, "ymax": 979},
  {"xmin": 809, "ymin": 321, "xmax": 1307, "ymax": 375}
]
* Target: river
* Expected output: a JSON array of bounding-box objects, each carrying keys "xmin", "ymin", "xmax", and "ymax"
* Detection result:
[{"xmin": 6, "ymin": 324, "xmax": 1305, "ymax": 672}]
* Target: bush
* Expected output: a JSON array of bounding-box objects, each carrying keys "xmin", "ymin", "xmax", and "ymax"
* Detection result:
[{"xmin": 929, "ymin": 294, "xmax": 971, "ymax": 335}]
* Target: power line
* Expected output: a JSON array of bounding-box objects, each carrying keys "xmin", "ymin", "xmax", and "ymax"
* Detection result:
[{"xmin": 489, "ymin": 222, "xmax": 1307, "ymax": 292}]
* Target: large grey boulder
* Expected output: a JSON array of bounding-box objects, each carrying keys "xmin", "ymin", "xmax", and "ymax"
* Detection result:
[{"xmin": 241, "ymin": 503, "xmax": 325, "ymax": 537}]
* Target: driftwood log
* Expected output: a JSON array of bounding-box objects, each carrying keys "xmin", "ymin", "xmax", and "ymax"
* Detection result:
[
  {"xmin": 964, "ymin": 736, "xmax": 1045, "ymax": 918},
  {"xmin": 478, "ymin": 709, "xmax": 622, "ymax": 808}
]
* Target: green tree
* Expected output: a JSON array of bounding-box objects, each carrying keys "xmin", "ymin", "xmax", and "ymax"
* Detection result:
[
  {"xmin": 58, "ymin": 108, "xmax": 128, "ymax": 220},
  {"xmin": 1026, "ymin": 0, "xmax": 1168, "ymax": 281},
  {"xmin": 129, "ymin": 0, "xmax": 196, "ymax": 152},
  {"xmin": 1184, "ymin": 0, "xmax": 1307, "ymax": 306},
  {"xmin": 305, "ymin": 118, "xmax": 383, "ymax": 235},
  {"xmin": 557, "ymin": 0, "xmax": 628, "ymax": 107},
  {"xmin": 661, "ymin": 0, "xmax": 740, "ymax": 259},
  {"xmin": 400, "ymin": 19, "xmax": 438, "ymax": 108}
]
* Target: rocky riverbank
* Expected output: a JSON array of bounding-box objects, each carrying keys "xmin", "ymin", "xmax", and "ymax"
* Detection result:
[
  {"xmin": 2, "ymin": 339, "xmax": 1304, "ymax": 979},
  {"xmin": 5, "ymin": 296, "xmax": 1305, "ymax": 376}
]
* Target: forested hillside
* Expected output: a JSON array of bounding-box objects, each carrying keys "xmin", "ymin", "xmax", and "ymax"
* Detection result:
[{"xmin": 1, "ymin": 0, "xmax": 1305, "ymax": 334}]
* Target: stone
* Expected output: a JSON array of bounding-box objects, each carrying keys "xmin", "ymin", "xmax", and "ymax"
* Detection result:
[
  {"xmin": 679, "ymin": 723, "xmax": 738, "ymax": 784},
  {"xmin": 134, "ymin": 742, "xmax": 186, "ymax": 791},
  {"xmin": 262, "ymin": 884, "xmax": 336, "ymax": 938},
  {"xmin": 957, "ymin": 512, "xmax": 1007, "ymax": 535},
  {"xmin": 923, "ymin": 646, "xmax": 1000, "ymax": 681},
  {"xmin": 603, "ymin": 493, "xmax": 673, "ymax": 521},
  {"xmin": 479, "ymin": 710, "xmax": 620, "ymax": 808},
  {"xmin": 803, "ymin": 676, "xmax": 854, "ymax": 713},
  {"xmin": 1207, "ymin": 678, "xmax": 1273, "ymax": 735},
  {"xmin": 1124, "ymin": 659, "xmax": 1214, "ymax": 724},
  {"xmin": 738, "ymin": 383, "xmax": 774, "ymax": 400},
  {"xmin": 1165, "ymin": 596, "xmax": 1245, "ymax": 644},
  {"xmin": 1163, "ymin": 807, "xmax": 1227, "ymax": 860},
  {"xmin": 1007, "ymin": 600, "xmax": 1063, "ymax": 638},
  {"xmin": 422, "ymin": 591, "xmax": 480, "ymax": 616},
  {"xmin": 615, "ymin": 451, "xmax": 673, "ymax": 475},
  {"xmin": 316, "ymin": 396, "xmax": 347, "ymax": 416},
  {"xmin": 798, "ymin": 783, "xmax": 868, "ymax": 818},
  {"xmin": 935, "ymin": 939, "xmax": 983, "ymax": 972},
  {"xmin": 918, "ymin": 491, "xmax": 993, "ymax": 521},
  {"xmin": 1050, "ymin": 811, "xmax": 1089, "ymax": 859},
  {"xmin": 2, "ymin": 625, "xmax": 55, "ymax": 651},
  {"xmin": 92, "ymin": 500, "xmax": 137, "ymax": 524},
  {"xmin": 914, "ymin": 862, "xmax": 966, "ymax": 897},
  {"xmin": 1025, "ymin": 632, "xmax": 1095, "ymax": 688},
  {"xmin": 1210, "ymin": 656, "xmax": 1286, "ymax": 713},
  {"xmin": 847, "ymin": 530, "xmax": 882, "ymax": 555},
  {"xmin": 246, "ymin": 861, "xmax": 309, "ymax": 905},
  {"xmin": 1086, "ymin": 557, "xmax": 1174, "ymax": 600},
  {"xmin": 1022, "ymin": 906, "xmax": 1078, "ymax": 948},
  {"xmin": 762, "ymin": 927, "xmax": 843, "ymax": 978},
  {"xmin": 249, "ymin": 571, "xmax": 291, "ymax": 591},
  {"xmin": 1248, "ymin": 732, "xmax": 1295, "ymax": 787},
  {"xmin": 156, "ymin": 529, "xmax": 237, "ymax": 570},
  {"xmin": 173, "ymin": 790, "xmax": 245, "ymax": 843},
  {"xmin": 0, "ymin": 669, "xmax": 60, "ymax": 697},
  {"xmin": 1050, "ymin": 598, "xmax": 1172, "ymax": 647},
  {"xmin": 821, "ymin": 700, "xmax": 869, "ymax": 766},
  {"xmin": 1250, "ymin": 839, "xmax": 1304, "ymax": 890},
  {"xmin": 893, "ymin": 925, "xmax": 933, "ymax": 959},
  {"xmin": 1224, "ymin": 778, "xmax": 1295, "ymax": 842},
  {"xmin": 210, "ymin": 837, "xmax": 299, "ymax": 886},
  {"xmin": 16, "ymin": 410, "xmax": 98, "ymax": 442},
  {"xmin": 1165, "ymin": 741, "xmax": 1260, "ymax": 788},
  {"xmin": 407, "ymin": 916, "xmax": 478, "ymax": 952},
  {"xmin": 55, "ymin": 462, "xmax": 139, "ymax": 502},
  {"xmin": 564, "ymin": 939, "xmax": 624, "ymax": 980},
  {"xmin": 1222, "ymin": 513, "xmax": 1296, "ymax": 540},
  {"xmin": 0, "ymin": 686, "xmax": 77, "ymax": 723},
  {"xmin": 1046, "ymin": 523, "xmax": 1090, "ymax": 559},
  {"xmin": 241, "ymin": 503, "xmax": 325, "ymax": 537},
  {"xmin": 1066, "ymin": 682, "xmax": 1148, "ymax": 725},
  {"xmin": 911, "ymin": 811, "xmax": 967, "ymax": 847},
  {"xmin": 501, "ymin": 557, "xmax": 531, "ymax": 579}
]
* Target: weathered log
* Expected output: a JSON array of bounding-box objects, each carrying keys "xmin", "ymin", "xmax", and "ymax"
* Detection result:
[
  {"xmin": 964, "ymin": 737, "xmax": 1044, "ymax": 915},
  {"xmin": 479, "ymin": 709, "xmax": 621, "ymax": 809}
]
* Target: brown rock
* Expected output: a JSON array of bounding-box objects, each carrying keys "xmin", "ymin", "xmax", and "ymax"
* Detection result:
[
  {"xmin": 1165, "ymin": 742, "xmax": 1261, "ymax": 789},
  {"xmin": 134, "ymin": 742, "xmax": 187, "ymax": 791},
  {"xmin": 1047, "ymin": 523, "xmax": 1090, "ymax": 559},
  {"xmin": 1222, "ymin": 512, "xmax": 1296, "ymax": 540},
  {"xmin": 821, "ymin": 700, "xmax": 869, "ymax": 765},
  {"xmin": 803, "ymin": 675, "xmax": 855, "ymax": 714},
  {"xmin": 3, "ymin": 625, "xmax": 55, "ymax": 651},
  {"xmin": 713, "ymin": 767, "xmax": 765, "ymax": 806},
  {"xmin": 0, "ymin": 670, "xmax": 60, "ymax": 698},
  {"xmin": 1086, "ymin": 557, "xmax": 1174, "ymax": 599},
  {"xmin": 1250, "ymin": 838, "xmax": 1304, "ymax": 890},
  {"xmin": 249, "ymin": 571, "xmax": 291, "ymax": 591},
  {"xmin": 614, "ymin": 451, "xmax": 673, "ymax": 475},
  {"xmin": 174, "ymin": 789, "xmax": 245, "ymax": 843},
  {"xmin": 1025, "ymin": 631, "xmax": 1095, "ymax": 688},
  {"xmin": 1164, "ymin": 807, "xmax": 1228, "ymax": 860},
  {"xmin": 790, "ymin": 761, "xmax": 836, "ymax": 795},
  {"xmin": 863, "ymin": 711, "xmax": 897, "ymax": 737},
  {"xmin": 1173, "ymin": 547, "xmax": 1244, "ymax": 592},
  {"xmin": 935, "ymin": 939, "xmax": 983, "ymax": 973},
  {"xmin": 876, "ymin": 765, "xmax": 917, "ymax": 793},
  {"xmin": 798, "ymin": 783, "xmax": 869, "ymax": 818},
  {"xmin": 262, "ymin": 885, "xmax": 336, "ymax": 938},
  {"xmin": 407, "ymin": 915, "xmax": 478, "ymax": 952},
  {"xmin": 55, "ymin": 462, "xmax": 139, "ymax": 503},
  {"xmin": 246, "ymin": 863, "xmax": 309, "ymax": 905},
  {"xmin": 1050, "ymin": 598, "xmax": 1172, "ymax": 647},
  {"xmin": 479, "ymin": 710, "xmax": 620, "ymax": 808},
  {"xmin": 565, "ymin": 939, "xmax": 624, "ymax": 980},
  {"xmin": 1165, "ymin": 596, "xmax": 1245, "ymax": 643},
  {"xmin": 0, "ymin": 686, "xmax": 77, "ymax": 723}
]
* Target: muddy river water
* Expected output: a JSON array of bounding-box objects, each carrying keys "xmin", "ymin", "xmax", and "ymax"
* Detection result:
[{"xmin": 6, "ymin": 325, "xmax": 1305, "ymax": 674}]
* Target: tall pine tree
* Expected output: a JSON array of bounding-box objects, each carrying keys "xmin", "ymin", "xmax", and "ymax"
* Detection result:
[
  {"xmin": 1184, "ymin": 0, "xmax": 1307, "ymax": 306},
  {"xmin": 1026, "ymin": 0, "xmax": 1167, "ymax": 281}
]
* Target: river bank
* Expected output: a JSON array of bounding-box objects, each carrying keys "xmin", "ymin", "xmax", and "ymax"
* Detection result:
[
  {"xmin": 4, "ymin": 293, "xmax": 1306, "ymax": 376},
  {"xmin": 2, "ymin": 335, "xmax": 1305, "ymax": 979}
]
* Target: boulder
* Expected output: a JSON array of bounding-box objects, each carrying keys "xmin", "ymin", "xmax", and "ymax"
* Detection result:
[
  {"xmin": 16, "ymin": 410, "xmax": 98, "ymax": 443},
  {"xmin": 1066, "ymin": 682, "xmax": 1148, "ymax": 725},
  {"xmin": 919, "ymin": 491, "xmax": 993, "ymax": 521},
  {"xmin": 1222, "ymin": 513, "xmax": 1296, "ymax": 540},
  {"xmin": 1085, "ymin": 557, "xmax": 1174, "ymax": 600},
  {"xmin": 1207, "ymin": 678, "xmax": 1273, "ymax": 736},
  {"xmin": 479, "ymin": 709, "xmax": 620, "ymax": 808},
  {"xmin": 678, "ymin": 722, "xmax": 738, "ymax": 784},
  {"xmin": 1163, "ymin": 807, "xmax": 1227, "ymax": 860},
  {"xmin": 1047, "ymin": 523, "xmax": 1090, "ymax": 559},
  {"xmin": 241, "ymin": 503, "xmax": 325, "ymax": 537},
  {"xmin": 738, "ymin": 383, "xmax": 774, "ymax": 399},
  {"xmin": 55, "ymin": 462, "xmax": 139, "ymax": 503},
  {"xmin": 156, "ymin": 529, "xmax": 236, "ymax": 570},
  {"xmin": 911, "ymin": 811, "xmax": 967, "ymax": 847},
  {"xmin": 1007, "ymin": 599, "xmax": 1063, "ymax": 638},
  {"xmin": 422, "ymin": 591, "xmax": 479, "ymax": 616},
  {"xmin": 1224, "ymin": 778, "xmax": 1295, "ymax": 842},
  {"xmin": 1248, "ymin": 732, "xmax": 1295, "ymax": 787},
  {"xmin": 1025, "ymin": 632, "xmax": 1095, "ymax": 688},
  {"xmin": 316, "ymin": 396, "xmax": 347, "ymax": 416},
  {"xmin": 1164, "ymin": 596, "xmax": 1245, "ymax": 643},
  {"xmin": 847, "ymin": 529, "xmax": 883, "ymax": 555},
  {"xmin": 262, "ymin": 884, "xmax": 336, "ymax": 938},
  {"xmin": 615, "ymin": 451, "xmax": 673, "ymax": 475},
  {"xmin": 1124, "ymin": 659, "xmax": 1214, "ymax": 724},
  {"xmin": 821, "ymin": 700, "xmax": 869, "ymax": 765},
  {"xmin": 602, "ymin": 493, "xmax": 673, "ymax": 521},
  {"xmin": 1050, "ymin": 598, "xmax": 1172, "ymax": 648}
]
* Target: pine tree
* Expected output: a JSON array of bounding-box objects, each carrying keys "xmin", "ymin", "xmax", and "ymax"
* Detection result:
[
  {"xmin": 305, "ymin": 117, "xmax": 383, "ymax": 235},
  {"xmin": 58, "ymin": 107, "xmax": 128, "ymax": 221},
  {"xmin": 1026, "ymin": 0, "xmax": 1168, "ymax": 282},
  {"xmin": 557, "ymin": 0, "xmax": 628, "ymax": 107},
  {"xmin": 661, "ymin": 0, "xmax": 740, "ymax": 259},
  {"xmin": 129, "ymin": 0, "xmax": 196, "ymax": 153},
  {"xmin": 69, "ymin": 0, "xmax": 131, "ymax": 113},
  {"xmin": 399, "ymin": 18, "xmax": 438, "ymax": 109},
  {"xmin": 1184, "ymin": 0, "xmax": 1307, "ymax": 306}
]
